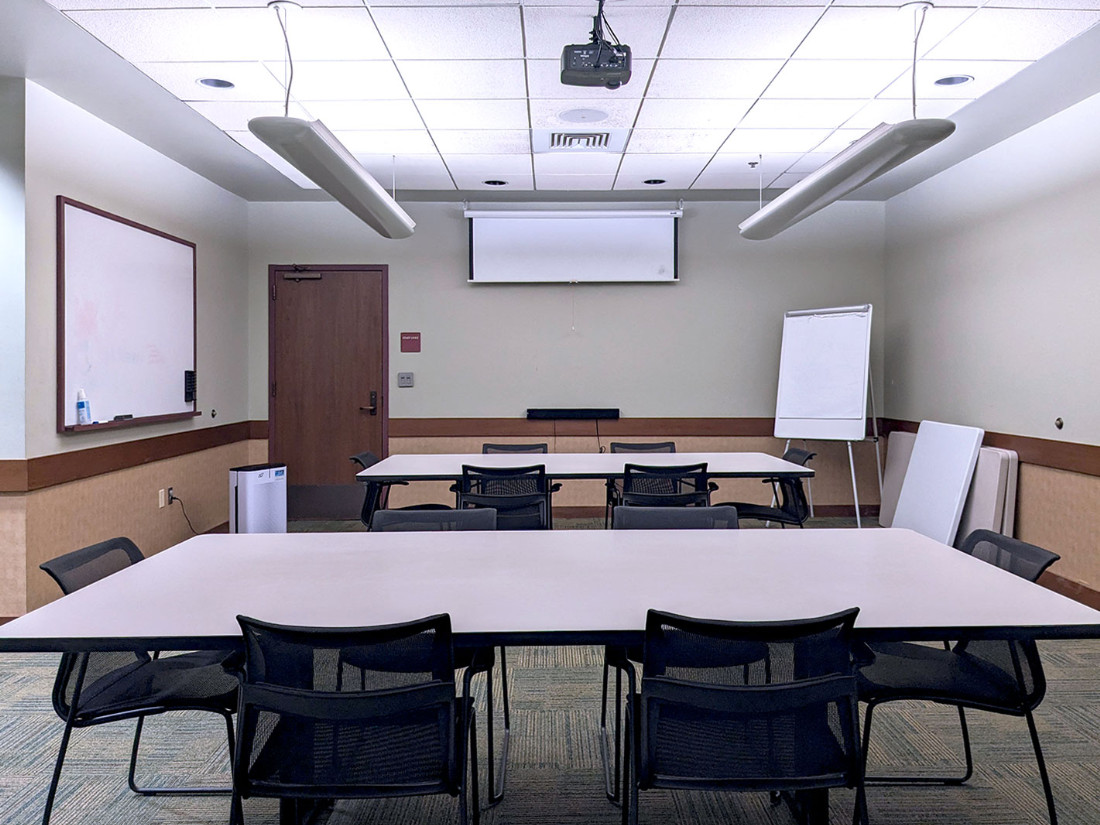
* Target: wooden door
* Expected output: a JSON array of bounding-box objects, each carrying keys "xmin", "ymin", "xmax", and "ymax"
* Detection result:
[{"xmin": 269, "ymin": 265, "xmax": 387, "ymax": 519}]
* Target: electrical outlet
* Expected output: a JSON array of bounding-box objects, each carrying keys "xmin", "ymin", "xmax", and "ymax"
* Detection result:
[
  {"xmin": 397, "ymin": 372, "xmax": 414, "ymax": 388},
  {"xmin": 158, "ymin": 488, "xmax": 166, "ymax": 508},
  {"xmin": 167, "ymin": 487, "xmax": 175, "ymax": 505}
]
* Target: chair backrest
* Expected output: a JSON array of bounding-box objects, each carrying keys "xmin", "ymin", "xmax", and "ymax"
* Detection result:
[
  {"xmin": 234, "ymin": 613, "xmax": 460, "ymax": 799},
  {"xmin": 482, "ymin": 443, "xmax": 548, "ymax": 453},
  {"xmin": 612, "ymin": 505, "xmax": 738, "ymax": 530},
  {"xmin": 40, "ymin": 536, "xmax": 145, "ymax": 596},
  {"xmin": 371, "ymin": 508, "xmax": 497, "ymax": 532},
  {"xmin": 457, "ymin": 464, "xmax": 552, "ymax": 530},
  {"xmin": 774, "ymin": 476, "xmax": 812, "ymax": 524},
  {"xmin": 620, "ymin": 462, "xmax": 711, "ymax": 509},
  {"xmin": 349, "ymin": 451, "xmax": 381, "ymax": 471},
  {"xmin": 40, "ymin": 539, "xmax": 150, "ymax": 720},
  {"xmin": 781, "ymin": 447, "xmax": 816, "ymax": 467},
  {"xmin": 958, "ymin": 529, "xmax": 1059, "ymax": 583},
  {"xmin": 954, "ymin": 530, "xmax": 1058, "ymax": 711},
  {"xmin": 638, "ymin": 607, "xmax": 862, "ymax": 791},
  {"xmin": 609, "ymin": 442, "xmax": 676, "ymax": 454}
]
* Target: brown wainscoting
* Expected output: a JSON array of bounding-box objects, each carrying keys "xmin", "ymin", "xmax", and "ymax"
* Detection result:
[
  {"xmin": 882, "ymin": 419, "xmax": 1100, "ymax": 478},
  {"xmin": 389, "ymin": 417, "xmax": 778, "ymax": 439},
  {"xmin": 0, "ymin": 421, "xmax": 266, "ymax": 493},
  {"xmin": 1041, "ymin": 571, "xmax": 1100, "ymax": 610}
]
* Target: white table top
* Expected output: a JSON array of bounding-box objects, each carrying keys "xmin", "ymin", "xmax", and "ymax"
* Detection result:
[
  {"xmin": 356, "ymin": 451, "xmax": 814, "ymax": 482},
  {"xmin": 3, "ymin": 528, "xmax": 1099, "ymax": 652}
]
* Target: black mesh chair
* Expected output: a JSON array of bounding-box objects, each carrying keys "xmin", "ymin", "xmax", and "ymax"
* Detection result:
[
  {"xmin": 455, "ymin": 464, "xmax": 555, "ymax": 530},
  {"xmin": 350, "ymin": 451, "xmax": 450, "ymax": 528},
  {"xmin": 858, "ymin": 529, "xmax": 1061, "ymax": 824},
  {"xmin": 481, "ymin": 443, "xmax": 549, "ymax": 453},
  {"xmin": 604, "ymin": 442, "xmax": 676, "ymax": 527},
  {"xmin": 623, "ymin": 608, "xmax": 867, "ymax": 825},
  {"xmin": 615, "ymin": 462, "xmax": 715, "ymax": 524},
  {"xmin": 715, "ymin": 447, "xmax": 815, "ymax": 528},
  {"xmin": 231, "ymin": 613, "xmax": 478, "ymax": 825},
  {"xmin": 600, "ymin": 506, "xmax": 740, "ymax": 802},
  {"xmin": 38, "ymin": 538, "xmax": 238, "ymax": 825},
  {"xmin": 368, "ymin": 507, "xmax": 510, "ymax": 806}
]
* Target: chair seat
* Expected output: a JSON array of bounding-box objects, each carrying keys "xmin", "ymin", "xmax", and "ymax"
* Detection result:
[
  {"xmin": 75, "ymin": 651, "xmax": 239, "ymax": 723},
  {"xmin": 719, "ymin": 502, "xmax": 802, "ymax": 525},
  {"xmin": 858, "ymin": 642, "xmax": 1024, "ymax": 711}
]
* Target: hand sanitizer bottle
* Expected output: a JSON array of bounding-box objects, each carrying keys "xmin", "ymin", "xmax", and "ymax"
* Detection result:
[{"xmin": 76, "ymin": 389, "xmax": 91, "ymax": 425}]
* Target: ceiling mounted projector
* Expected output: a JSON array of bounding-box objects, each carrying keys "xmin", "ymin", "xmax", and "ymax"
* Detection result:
[
  {"xmin": 738, "ymin": 118, "xmax": 956, "ymax": 241},
  {"xmin": 248, "ymin": 116, "xmax": 415, "ymax": 240},
  {"xmin": 561, "ymin": 0, "xmax": 631, "ymax": 90}
]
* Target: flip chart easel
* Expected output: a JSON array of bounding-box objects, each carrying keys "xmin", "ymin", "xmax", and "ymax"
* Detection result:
[{"xmin": 773, "ymin": 305, "xmax": 882, "ymax": 527}]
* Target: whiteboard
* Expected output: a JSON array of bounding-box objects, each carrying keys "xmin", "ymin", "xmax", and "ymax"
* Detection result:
[
  {"xmin": 57, "ymin": 198, "xmax": 197, "ymax": 431},
  {"xmin": 892, "ymin": 421, "xmax": 984, "ymax": 546},
  {"xmin": 774, "ymin": 305, "xmax": 872, "ymax": 441},
  {"xmin": 466, "ymin": 209, "xmax": 679, "ymax": 283}
]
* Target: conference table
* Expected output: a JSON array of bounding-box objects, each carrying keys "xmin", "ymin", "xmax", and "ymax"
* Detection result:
[{"xmin": 3, "ymin": 527, "xmax": 1100, "ymax": 825}]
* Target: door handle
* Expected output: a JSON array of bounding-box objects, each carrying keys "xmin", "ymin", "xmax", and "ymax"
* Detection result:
[{"xmin": 360, "ymin": 391, "xmax": 378, "ymax": 416}]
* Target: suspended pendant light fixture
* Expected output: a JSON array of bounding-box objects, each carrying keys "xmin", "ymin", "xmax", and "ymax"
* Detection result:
[
  {"xmin": 248, "ymin": 1, "xmax": 414, "ymax": 239},
  {"xmin": 739, "ymin": 2, "xmax": 953, "ymax": 240}
]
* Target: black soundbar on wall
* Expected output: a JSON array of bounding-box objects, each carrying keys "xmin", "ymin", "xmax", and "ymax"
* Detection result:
[{"xmin": 526, "ymin": 408, "xmax": 620, "ymax": 420}]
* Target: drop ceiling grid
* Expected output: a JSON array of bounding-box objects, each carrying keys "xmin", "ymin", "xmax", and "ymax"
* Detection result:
[{"xmin": 43, "ymin": 0, "xmax": 1100, "ymax": 192}]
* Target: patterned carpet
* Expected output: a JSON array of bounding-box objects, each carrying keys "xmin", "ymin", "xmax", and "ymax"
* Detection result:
[{"xmin": 3, "ymin": 641, "xmax": 1100, "ymax": 825}]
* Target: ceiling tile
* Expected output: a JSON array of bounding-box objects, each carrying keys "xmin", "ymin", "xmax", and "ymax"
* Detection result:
[
  {"xmin": 188, "ymin": 99, "xmax": 311, "ymax": 132},
  {"xmin": 925, "ymin": 8, "xmax": 1100, "ymax": 61},
  {"xmin": 627, "ymin": 128, "xmax": 729, "ymax": 153},
  {"xmin": 877, "ymin": 60, "xmax": 1031, "ymax": 101},
  {"xmin": 719, "ymin": 128, "xmax": 833, "ymax": 154},
  {"xmin": 370, "ymin": 7, "xmax": 524, "ymax": 60},
  {"xmin": 661, "ymin": 7, "xmax": 825, "ymax": 59},
  {"xmin": 763, "ymin": 59, "xmax": 909, "ymax": 99},
  {"xmin": 526, "ymin": 58, "xmax": 653, "ymax": 98},
  {"xmin": 785, "ymin": 152, "xmax": 834, "ymax": 174},
  {"xmin": 645, "ymin": 59, "xmax": 784, "ymax": 100},
  {"xmin": 68, "ymin": 7, "xmax": 386, "ymax": 63},
  {"xmin": 616, "ymin": 153, "xmax": 711, "ymax": 188},
  {"xmin": 137, "ymin": 61, "xmax": 285, "ymax": 102},
  {"xmin": 51, "ymin": 1, "xmax": 362, "ymax": 7},
  {"xmin": 983, "ymin": 0, "xmax": 1100, "ymax": 9},
  {"xmin": 448, "ymin": 156, "xmax": 534, "ymax": 189},
  {"xmin": 529, "ymin": 98, "xmax": 642, "ymax": 129},
  {"xmin": 356, "ymin": 154, "xmax": 455, "ymax": 191},
  {"xmin": 793, "ymin": 6, "xmax": 975, "ymax": 61},
  {"xmin": 416, "ymin": 99, "xmax": 530, "ymax": 130},
  {"xmin": 299, "ymin": 100, "xmax": 425, "ymax": 131},
  {"xmin": 737, "ymin": 98, "xmax": 865, "ymax": 130},
  {"xmin": 334, "ymin": 129, "xmax": 440, "ymax": 154},
  {"xmin": 844, "ymin": 97, "xmax": 965, "ymax": 130},
  {"xmin": 693, "ymin": 152, "xmax": 802, "ymax": 189},
  {"xmin": 396, "ymin": 60, "xmax": 528, "ymax": 99},
  {"xmin": 269, "ymin": 61, "xmax": 411, "ymax": 101},
  {"xmin": 811, "ymin": 128, "xmax": 869, "ymax": 155},
  {"xmin": 431, "ymin": 130, "xmax": 533, "ymax": 154},
  {"xmin": 634, "ymin": 98, "xmax": 754, "ymax": 130},
  {"xmin": 533, "ymin": 152, "xmax": 623, "ymax": 174},
  {"xmin": 522, "ymin": 6, "xmax": 673, "ymax": 59},
  {"xmin": 522, "ymin": 0, "xmax": 673, "ymax": 7},
  {"xmin": 537, "ymin": 174, "xmax": 616, "ymax": 190},
  {"xmin": 769, "ymin": 172, "xmax": 811, "ymax": 189}
]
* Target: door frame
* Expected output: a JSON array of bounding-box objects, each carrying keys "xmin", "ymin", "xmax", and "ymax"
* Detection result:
[{"xmin": 267, "ymin": 263, "xmax": 390, "ymax": 460}]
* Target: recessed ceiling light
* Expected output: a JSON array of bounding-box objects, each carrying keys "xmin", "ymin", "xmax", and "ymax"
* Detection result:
[
  {"xmin": 197, "ymin": 77, "xmax": 235, "ymax": 89},
  {"xmin": 483, "ymin": 180, "xmax": 508, "ymax": 186},
  {"xmin": 643, "ymin": 179, "xmax": 666, "ymax": 186},
  {"xmin": 558, "ymin": 108, "xmax": 609, "ymax": 124},
  {"xmin": 934, "ymin": 75, "xmax": 974, "ymax": 87}
]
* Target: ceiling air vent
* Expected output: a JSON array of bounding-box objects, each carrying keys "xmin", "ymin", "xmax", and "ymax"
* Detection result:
[{"xmin": 533, "ymin": 128, "xmax": 630, "ymax": 153}]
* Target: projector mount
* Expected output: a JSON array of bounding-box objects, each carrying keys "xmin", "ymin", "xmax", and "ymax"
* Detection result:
[{"xmin": 560, "ymin": 0, "xmax": 632, "ymax": 90}]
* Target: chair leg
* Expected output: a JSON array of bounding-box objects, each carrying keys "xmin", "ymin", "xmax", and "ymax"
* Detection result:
[
  {"xmin": 1025, "ymin": 709, "xmax": 1058, "ymax": 825},
  {"xmin": 863, "ymin": 700, "xmax": 974, "ymax": 785},
  {"xmin": 128, "ymin": 709, "xmax": 235, "ymax": 795},
  {"xmin": 484, "ymin": 646, "xmax": 511, "ymax": 806},
  {"xmin": 600, "ymin": 655, "xmax": 626, "ymax": 804},
  {"xmin": 42, "ymin": 709, "xmax": 78, "ymax": 825}
]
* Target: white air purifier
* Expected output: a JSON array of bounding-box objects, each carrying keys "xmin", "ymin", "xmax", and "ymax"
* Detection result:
[{"xmin": 229, "ymin": 463, "xmax": 287, "ymax": 533}]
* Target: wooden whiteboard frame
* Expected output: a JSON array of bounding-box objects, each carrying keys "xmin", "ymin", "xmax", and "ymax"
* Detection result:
[{"xmin": 56, "ymin": 197, "xmax": 198, "ymax": 433}]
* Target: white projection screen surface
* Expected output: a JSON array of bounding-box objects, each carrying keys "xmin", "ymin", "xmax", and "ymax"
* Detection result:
[{"xmin": 466, "ymin": 210, "xmax": 679, "ymax": 283}]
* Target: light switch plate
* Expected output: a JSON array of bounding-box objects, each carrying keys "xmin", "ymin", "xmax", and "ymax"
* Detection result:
[{"xmin": 397, "ymin": 372, "xmax": 414, "ymax": 388}]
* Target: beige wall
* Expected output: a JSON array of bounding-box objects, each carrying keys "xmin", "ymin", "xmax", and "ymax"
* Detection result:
[{"xmin": 1016, "ymin": 464, "xmax": 1100, "ymax": 591}]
